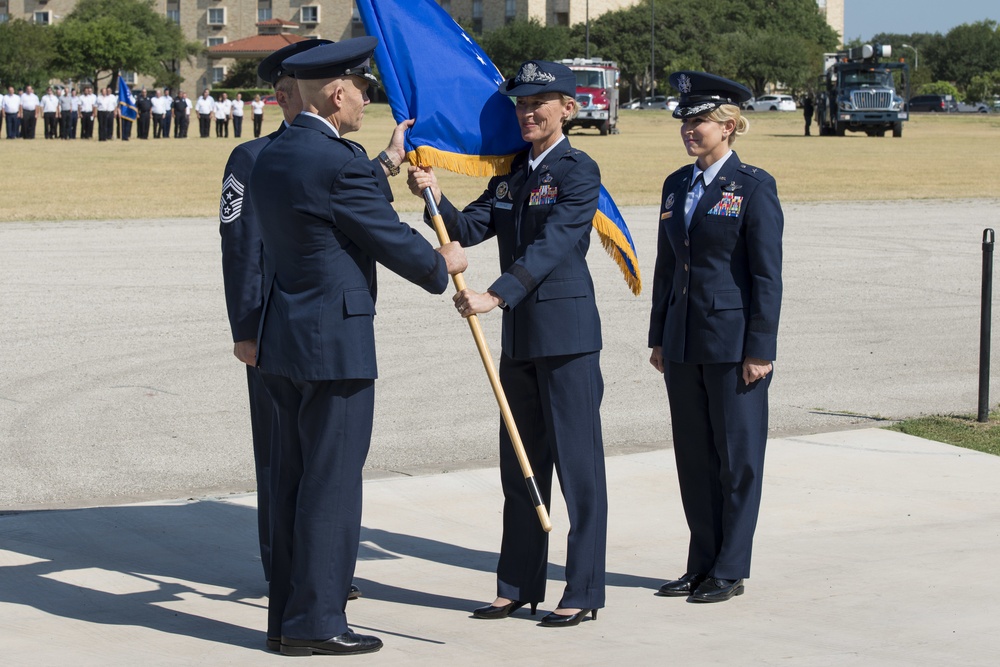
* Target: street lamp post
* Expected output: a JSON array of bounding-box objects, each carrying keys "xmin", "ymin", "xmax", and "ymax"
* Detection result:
[
  {"xmin": 901, "ymin": 43, "xmax": 919, "ymax": 70},
  {"xmin": 585, "ymin": 0, "xmax": 590, "ymax": 59},
  {"xmin": 650, "ymin": 0, "xmax": 655, "ymax": 101}
]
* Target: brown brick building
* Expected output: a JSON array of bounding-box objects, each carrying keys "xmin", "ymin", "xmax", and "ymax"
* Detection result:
[{"xmin": 0, "ymin": 1, "xmax": 844, "ymax": 91}]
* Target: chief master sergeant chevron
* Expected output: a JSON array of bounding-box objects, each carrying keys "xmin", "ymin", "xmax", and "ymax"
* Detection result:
[{"xmin": 249, "ymin": 37, "xmax": 467, "ymax": 656}]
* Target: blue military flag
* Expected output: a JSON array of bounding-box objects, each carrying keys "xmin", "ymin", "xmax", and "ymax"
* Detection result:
[
  {"xmin": 117, "ymin": 75, "xmax": 137, "ymax": 121},
  {"xmin": 356, "ymin": 0, "xmax": 641, "ymax": 294}
]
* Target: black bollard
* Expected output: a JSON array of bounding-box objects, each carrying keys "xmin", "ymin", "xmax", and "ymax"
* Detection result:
[{"xmin": 979, "ymin": 228, "xmax": 994, "ymax": 422}]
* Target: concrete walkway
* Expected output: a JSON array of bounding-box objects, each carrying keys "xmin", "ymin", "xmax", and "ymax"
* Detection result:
[{"xmin": 3, "ymin": 428, "xmax": 998, "ymax": 665}]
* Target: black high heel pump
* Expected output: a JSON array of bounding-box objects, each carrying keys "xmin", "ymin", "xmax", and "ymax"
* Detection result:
[
  {"xmin": 472, "ymin": 599, "xmax": 539, "ymax": 619},
  {"xmin": 538, "ymin": 608, "xmax": 597, "ymax": 627}
]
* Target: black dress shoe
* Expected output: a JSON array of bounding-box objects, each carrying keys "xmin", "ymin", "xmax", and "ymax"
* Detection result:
[
  {"xmin": 348, "ymin": 583, "xmax": 362, "ymax": 600},
  {"xmin": 688, "ymin": 577, "xmax": 744, "ymax": 603},
  {"xmin": 472, "ymin": 599, "xmax": 538, "ymax": 619},
  {"xmin": 539, "ymin": 608, "xmax": 598, "ymax": 627},
  {"xmin": 280, "ymin": 631, "xmax": 382, "ymax": 656},
  {"xmin": 655, "ymin": 572, "xmax": 706, "ymax": 597},
  {"xmin": 266, "ymin": 636, "xmax": 280, "ymax": 652}
]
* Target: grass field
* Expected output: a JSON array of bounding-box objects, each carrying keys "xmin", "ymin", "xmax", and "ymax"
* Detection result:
[{"xmin": 1, "ymin": 105, "xmax": 999, "ymax": 222}]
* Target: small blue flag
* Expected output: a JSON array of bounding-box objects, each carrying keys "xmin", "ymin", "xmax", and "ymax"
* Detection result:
[
  {"xmin": 117, "ymin": 75, "xmax": 137, "ymax": 121},
  {"xmin": 356, "ymin": 0, "xmax": 641, "ymax": 294}
]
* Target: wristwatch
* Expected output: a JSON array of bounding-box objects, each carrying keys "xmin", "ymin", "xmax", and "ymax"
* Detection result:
[{"xmin": 377, "ymin": 150, "xmax": 400, "ymax": 177}]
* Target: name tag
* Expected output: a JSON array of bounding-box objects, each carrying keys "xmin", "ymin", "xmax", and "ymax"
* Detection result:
[{"xmin": 495, "ymin": 201, "xmax": 513, "ymax": 210}]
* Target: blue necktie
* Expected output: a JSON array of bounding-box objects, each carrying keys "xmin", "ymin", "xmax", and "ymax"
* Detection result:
[{"xmin": 684, "ymin": 172, "xmax": 705, "ymax": 230}]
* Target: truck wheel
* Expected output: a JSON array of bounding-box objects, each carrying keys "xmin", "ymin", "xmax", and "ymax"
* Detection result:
[
  {"xmin": 599, "ymin": 120, "xmax": 609, "ymax": 136},
  {"xmin": 892, "ymin": 122, "xmax": 903, "ymax": 138}
]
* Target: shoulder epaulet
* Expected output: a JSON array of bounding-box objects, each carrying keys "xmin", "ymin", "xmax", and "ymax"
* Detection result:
[{"xmin": 736, "ymin": 162, "xmax": 772, "ymax": 181}]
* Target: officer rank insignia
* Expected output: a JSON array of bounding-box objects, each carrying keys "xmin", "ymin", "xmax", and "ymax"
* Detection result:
[
  {"xmin": 708, "ymin": 192, "xmax": 743, "ymax": 217},
  {"xmin": 220, "ymin": 173, "xmax": 245, "ymax": 224},
  {"xmin": 529, "ymin": 184, "xmax": 557, "ymax": 206}
]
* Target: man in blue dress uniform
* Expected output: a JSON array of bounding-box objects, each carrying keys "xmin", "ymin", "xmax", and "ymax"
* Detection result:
[
  {"xmin": 219, "ymin": 37, "xmax": 331, "ymax": 588},
  {"xmin": 250, "ymin": 37, "xmax": 467, "ymax": 656},
  {"xmin": 220, "ymin": 36, "xmax": 416, "ymax": 604}
]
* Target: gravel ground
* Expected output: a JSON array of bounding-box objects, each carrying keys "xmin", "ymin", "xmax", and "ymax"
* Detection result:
[{"xmin": 3, "ymin": 199, "xmax": 999, "ymax": 509}]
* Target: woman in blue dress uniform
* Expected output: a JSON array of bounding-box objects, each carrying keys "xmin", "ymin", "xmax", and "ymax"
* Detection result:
[
  {"xmin": 408, "ymin": 60, "xmax": 607, "ymax": 627},
  {"xmin": 648, "ymin": 71, "xmax": 783, "ymax": 603}
]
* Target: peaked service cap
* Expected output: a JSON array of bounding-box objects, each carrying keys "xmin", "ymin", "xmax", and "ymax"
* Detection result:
[
  {"xmin": 281, "ymin": 36, "xmax": 379, "ymax": 87},
  {"xmin": 669, "ymin": 71, "xmax": 752, "ymax": 119},
  {"xmin": 257, "ymin": 39, "xmax": 333, "ymax": 86},
  {"xmin": 499, "ymin": 60, "xmax": 576, "ymax": 98}
]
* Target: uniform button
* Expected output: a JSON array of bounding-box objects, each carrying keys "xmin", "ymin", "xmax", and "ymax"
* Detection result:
[
  {"xmin": 682, "ymin": 287, "xmax": 687, "ymax": 295},
  {"xmin": 684, "ymin": 239, "xmax": 690, "ymax": 247},
  {"xmin": 684, "ymin": 264, "xmax": 689, "ymax": 271}
]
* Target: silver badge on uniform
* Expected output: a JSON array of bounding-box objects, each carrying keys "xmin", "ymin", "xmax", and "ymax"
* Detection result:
[
  {"xmin": 678, "ymin": 74, "xmax": 692, "ymax": 94},
  {"xmin": 665, "ymin": 193, "xmax": 675, "ymax": 210},
  {"xmin": 496, "ymin": 181, "xmax": 509, "ymax": 200},
  {"xmin": 220, "ymin": 173, "xmax": 244, "ymax": 224},
  {"xmin": 542, "ymin": 173, "xmax": 553, "ymax": 184}
]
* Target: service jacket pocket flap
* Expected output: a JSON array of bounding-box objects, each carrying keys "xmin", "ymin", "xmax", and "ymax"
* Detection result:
[
  {"xmin": 713, "ymin": 290, "xmax": 744, "ymax": 311},
  {"xmin": 344, "ymin": 289, "xmax": 376, "ymax": 316},
  {"xmin": 536, "ymin": 278, "xmax": 586, "ymax": 301}
]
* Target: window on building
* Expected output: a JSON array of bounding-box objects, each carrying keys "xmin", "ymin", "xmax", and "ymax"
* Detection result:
[
  {"xmin": 555, "ymin": 11, "xmax": 569, "ymax": 27},
  {"xmin": 258, "ymin": 8, "xmax": 272, "ymax": 21},
  {"xmin": 207, "ymin": 37, "xmax": 225, "ymax": 47},
  {"xmin": 34, "ymin": 10, "xmax": 51, "ymax": 25},
  {"xmin": 301, "ymin": 5, "xmax": 320, "ymax": 24},
  {"xmin": 212, "ymin": 67, "xmax": 226, "ymax": 84},
  {"xmin": 438, "ymin": 0, "xmax": 451, "ymax": 12},
  {"xmin": 0, "ymin": 14, "xmax": 8, "ymax": 25},
  {"xmin": 207, "ymin": 7, "xmax": 226, "ymax": 26},
  {"xmin": 472, "ymin": 0, "xmax": 482, "ymax": 32},
  {"xmin": 505, "ymin": 0, "xmax": 516, "ymax": 24},
  {"xmin": 124, "ymin": 72, "xmax": 136, "ymax": 85},
  {"xmin": 166, "ymin": 9, "xmax": 179, "ymax": 24}
]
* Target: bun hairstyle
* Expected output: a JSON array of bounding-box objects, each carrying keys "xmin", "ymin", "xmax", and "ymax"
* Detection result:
[{"xmin": 705, "ymin": 104, "xmax": 750, "ymax": 145}]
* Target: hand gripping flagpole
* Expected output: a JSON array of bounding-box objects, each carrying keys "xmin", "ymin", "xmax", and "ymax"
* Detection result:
[{"xmin": 424, "ymin": 188, "xmax": 552, "ymax": 533}]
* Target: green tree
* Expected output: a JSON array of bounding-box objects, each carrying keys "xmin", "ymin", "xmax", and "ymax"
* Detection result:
[
  {"xmin": 477, "ymin": 18, "xmax": 579, "ymax": 79},
  {"xmin": 917, "ymin": 80, "xmax": 960, "ymax": 97},
  {"xmin": 581, "ymin": 0, "xmax": 837, "ymax": 101},
  {"xmin": 925, "ymin": 20, "xmax": 1000, "ymax": 89},
  {"xmin": 54, "ymin": 0, "xmax": 200, "ymax": 89},
  {"xmin": 220, "ymin": 60, "xmax": 260, "ymax": 89},
  {"xmin": 0, "ymin": 19, "xmax": 57, "ymax": 90},
  {"xmin": 965, "ymin": 71, "xmax": 1000, "ymax": 103}
]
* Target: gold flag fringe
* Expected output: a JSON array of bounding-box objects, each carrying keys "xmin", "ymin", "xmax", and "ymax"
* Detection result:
[
  {"xmin": 592, "ymin": 209, "xmax": 642, "ymax": 296},
  {"xmin": 408, "ymin": 146, "xmax": 516, "ymax": 177},
  {"xmin": 407, "ymin": 145, "xmax": 641, "ymax": 295}
]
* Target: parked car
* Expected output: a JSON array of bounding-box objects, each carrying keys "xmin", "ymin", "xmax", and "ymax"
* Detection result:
[
  {"xmin": 262, "ymin": 94, "xmax": 278, "ymax": 105},
  {"xmin": 907, "ymin": 94, "xmax": 959, "ymax": 113},
  {"xmin": 743, "ymin": 94, "xmax": 796, "ymax": 112},
  {"xmin": 639, "ymin": 95, "xmax": 668, "ymax": 110},
  {"xmin": 956, "ymin": 102, "xmax": 990, "ymax": 113}
]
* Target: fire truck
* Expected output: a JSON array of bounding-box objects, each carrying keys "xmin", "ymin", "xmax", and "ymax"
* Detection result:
[
  {"xmin": 561, "ymin": 58, "xmax": 620, "ymax": 135},
  {"xmin": 815, "ymin": 43, "xmax": 910, "ymax": 138}
]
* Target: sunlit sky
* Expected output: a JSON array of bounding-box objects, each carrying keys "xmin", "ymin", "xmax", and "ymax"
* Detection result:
[{"xmin": 844, "ymin": 0, "xmax": 999, "ymax": 40}]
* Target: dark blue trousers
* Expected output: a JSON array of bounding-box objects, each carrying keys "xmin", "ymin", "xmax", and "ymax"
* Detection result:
[
  {"xmin": 665, "ymin": 361, "xmax": 770, "ymax": 580},
  {"xmin": 246, "ymin": 365, "xmax": 276, "ymax": 582},
  {"xmin": 496, "ymin": 351, "xmax": 607, "ymax": 610},
  {"xmin": 260, "ymin": 373, "xmax": 374, "ymax": 640}
]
